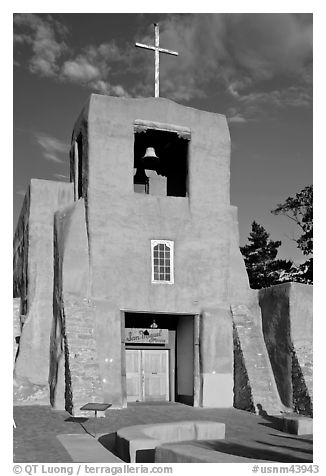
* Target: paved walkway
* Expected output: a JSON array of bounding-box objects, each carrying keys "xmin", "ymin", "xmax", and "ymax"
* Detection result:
[{"xmin": 13, "ymin": 403, "xmax": 313, "ymax": 463}]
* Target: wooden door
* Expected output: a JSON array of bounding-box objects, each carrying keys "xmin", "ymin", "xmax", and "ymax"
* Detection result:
[
  {"xmin": 126, "ymin": 350, "xmax": 141, "ymax": 402},
  {"xmin": 143, "ymin": 350, "xmax": 169, "ymax": 401},
  {"xmin": 126, "ymin": 349, "xmax": 169, "ymax": 402}
]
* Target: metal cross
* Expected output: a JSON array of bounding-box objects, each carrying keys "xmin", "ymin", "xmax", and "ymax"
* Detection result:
[{"xmin": 135, "ymin": 23, "xmax": 179, "ymax": 98}]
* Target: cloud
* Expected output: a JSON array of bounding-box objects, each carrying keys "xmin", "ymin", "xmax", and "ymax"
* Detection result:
[
  {"xmin": 242, "ymin": 86, "xmax": 312, "ymax": 109},
  {"xmin": 226, "ymin": 84, "xmax": 312, "ymax": 123},
  {"xmin": 60, "ymin": 49, "xmax": 129, "ymax": 96},
  {"xmin": 34, "ymin": 132, "xmax": 68, "ymax": 163},
  {"xmin": 14, "ymin": 13, "xmax": 68, "ymax": 77},
  {"xmin": 14, "ymin": 14, "xmax": 130, "ymax": 96},
  {"xmin": 61, "ymin": 58, "xmax": 101, "ymax": 83},
  {"xmin": 227, "ymin": 110, "xmax": 248, "ymax": 124},
  {"xmin": 14, "ymin": 13, "xmax": 312, "ymax": 105},
  {"xmin": 154, "ymin": 14, "xmax": 312, "ymax": 102},
  {"xmin": 226, "ymin": 14, "xmax": 312, "ymax": 82}
]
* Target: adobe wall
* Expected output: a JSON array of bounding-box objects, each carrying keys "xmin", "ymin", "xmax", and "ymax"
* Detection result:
[
  {"xmin": 200, "ymin": 307, "xmax": 234, "ymax": 407},
  {"xmin": 228, "ymin": 206, "xmax": 256, "ymax": 306},
  {"xmin": 51, "ymin": 199, "xmax": 103, "ymax": 414},
  {"xmin": 13, "ymin": 186, "xmax": 30, "ymax": 318},
  {"xmin": 14, "ymin": 179, "xmax": 74, "ymax": 392},
  {"xmin": 259, "ymin": 283, "xmax": 313, "ymax": 415},
  {"xmin": 13, "ymin": 188, "xmax": 29, "ymax": 370},
  {"xmin": 82, "ymin": 96, "xmax": 236, "ymax": 407}
]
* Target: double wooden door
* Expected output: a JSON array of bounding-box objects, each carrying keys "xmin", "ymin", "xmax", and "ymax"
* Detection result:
[{"xmin": 126, "ymin": 349, "xmax": 169, "ymax": 402}]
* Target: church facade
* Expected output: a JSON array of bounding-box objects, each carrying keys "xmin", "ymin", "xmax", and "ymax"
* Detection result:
[{"xmin": 14, "ymin": 95, "xmax": 311, "ymax": 416}]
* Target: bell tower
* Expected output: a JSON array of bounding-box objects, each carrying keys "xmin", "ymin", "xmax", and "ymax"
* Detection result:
[{"xmin": 58, "ymin": 93, "xmax": 239, "ymax": 412}]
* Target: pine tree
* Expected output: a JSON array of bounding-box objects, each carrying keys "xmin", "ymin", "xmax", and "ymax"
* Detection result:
[
  {"xmin": 240, "ymin": 221, "xmax": 293, "ymax": 289},
  {"xmin": 271, "ymin": 185, "xmax": 312, "ymax": 284}
]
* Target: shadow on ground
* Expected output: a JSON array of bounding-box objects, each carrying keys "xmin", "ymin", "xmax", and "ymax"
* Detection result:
[
  {"xmin": 13, "ymin": 404, "xmax": 313, "ymax": 463},
  {"xmin": 97, "ymin": 433, "xmax": 313, "ymax": 464},
  {"xmin": 172, "ymin": 439, "xmax": 313, "ymax": 463}
]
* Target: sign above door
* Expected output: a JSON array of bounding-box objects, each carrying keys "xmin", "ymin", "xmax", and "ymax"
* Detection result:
[{"xmin": 125, "ymin": 328, "xmax": 169, "ymax": 344}]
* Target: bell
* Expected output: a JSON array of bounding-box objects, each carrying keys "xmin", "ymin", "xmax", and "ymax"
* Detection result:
[
  {"xmin": 141, "ymin": 147, "xmax": 159, "ymax": 170},
  {"xmin": 142, "ymin": 147, "xmax": 158, "ymax": 159}
]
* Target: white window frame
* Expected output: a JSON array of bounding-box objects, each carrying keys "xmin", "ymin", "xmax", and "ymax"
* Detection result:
[{"xmin": 151, "ymin": 240, "xmax": 174, "ymax": 284}]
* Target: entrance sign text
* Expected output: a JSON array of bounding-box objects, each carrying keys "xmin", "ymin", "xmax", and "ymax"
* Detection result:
[{"xmin": 125, "ymin": 328, "xmax": 168, "ymax": 344}]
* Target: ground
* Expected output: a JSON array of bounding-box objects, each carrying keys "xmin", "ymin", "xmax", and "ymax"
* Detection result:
[{"xmin": 13, "ymin": 403, "xmax": 313, "ymax": 463}]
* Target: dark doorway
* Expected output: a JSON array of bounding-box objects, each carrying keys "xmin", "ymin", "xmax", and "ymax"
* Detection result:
[{"xmin": 123, "ymin": 312, "xmax": 195, "ymax": 405}]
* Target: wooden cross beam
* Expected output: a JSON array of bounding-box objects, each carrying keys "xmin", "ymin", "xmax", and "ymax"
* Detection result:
[{"xmin": 135, "ymin": 23, "xmax": 179, "ymax": 98}]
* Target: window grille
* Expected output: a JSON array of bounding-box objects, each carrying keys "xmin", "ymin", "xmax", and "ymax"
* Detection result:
[{"xmin": 151, "ymin": 240, "xmax": 174, "ymax": 284}]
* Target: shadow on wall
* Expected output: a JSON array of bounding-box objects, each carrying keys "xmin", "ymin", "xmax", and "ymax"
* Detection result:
[
  {"xmin": 98, "ymin": 433, "xmax": 120, "ymax": 457},
  {"xmin": 291, "ymin": 348, "xmax": 313, "ymax": 416},
  {"xmin": 232, "ymin": 324, "xmax": 255, "ymax": 413},
  {"xmin": 259, "ymin": 284, "xmax": 313, "ymax": 417}
]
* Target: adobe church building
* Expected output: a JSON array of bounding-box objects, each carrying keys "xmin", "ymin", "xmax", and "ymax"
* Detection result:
[{"xmin": 13, "ymin": 94, "xmax": 313, "ymax": 417}]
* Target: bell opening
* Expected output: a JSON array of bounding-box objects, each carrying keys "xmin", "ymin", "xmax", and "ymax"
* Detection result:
[{"xmin": 134, "ymin": 127, "xmax": 189, "ymax": 197}]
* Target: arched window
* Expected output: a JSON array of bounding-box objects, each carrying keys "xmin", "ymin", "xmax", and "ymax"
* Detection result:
[{"xmin": 151, "ymin": 240, "xmax": 174, "ymax": 284}]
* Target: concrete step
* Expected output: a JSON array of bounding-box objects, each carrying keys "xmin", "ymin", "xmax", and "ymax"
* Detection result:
[
  {"xmin": 281, "ymin": 414, "xmax": 313, "ymax": 435},
  {"xmin": 57, "ymin": 434, "xmax": 123, "ymax": 462}
]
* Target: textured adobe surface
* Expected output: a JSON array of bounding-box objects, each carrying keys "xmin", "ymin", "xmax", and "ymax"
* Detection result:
[
  {"xmin": 14, "ymin": 180, "xmax": 73, "ymax": 392},
  {"xmin": 259, "ymin": 283, "xmax": 313, "ymax": 415}
]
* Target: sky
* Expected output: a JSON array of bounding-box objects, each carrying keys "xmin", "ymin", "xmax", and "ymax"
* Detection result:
[{"xmin": 13, "ymin": 12, "xmax": 313, "ymax": 264}]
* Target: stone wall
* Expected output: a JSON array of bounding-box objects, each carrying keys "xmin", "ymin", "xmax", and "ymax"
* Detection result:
[
  {"xmin": 61, "ymin": 295, "xmax": 103, "ymax": 416},
  {"xmin": 259, "ymin": 283, "xmax": 313, "ymax": 416}
]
